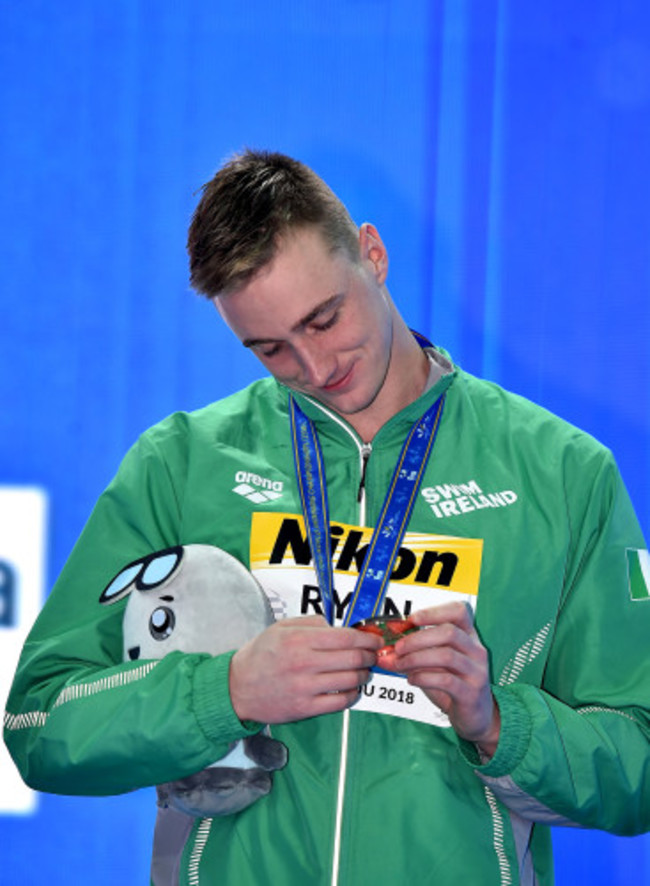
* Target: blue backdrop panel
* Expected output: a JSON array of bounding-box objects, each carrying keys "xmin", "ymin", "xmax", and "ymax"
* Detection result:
[{"xmin": 1, "ymin": 1, "xmax": 649, "ymax": 883}]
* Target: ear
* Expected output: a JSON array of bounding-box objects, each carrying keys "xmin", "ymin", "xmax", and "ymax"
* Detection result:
[{"xmin": 358, "ymin": 222, "xmax": 388, "ymax": 285}]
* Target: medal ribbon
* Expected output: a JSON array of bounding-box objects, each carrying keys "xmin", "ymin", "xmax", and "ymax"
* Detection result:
[
  {"xmin": 290, "ymin": 395, "xmax": 335, "ymax": 623},
  {"xmin": 289, "ymin": 381, "xmax": 446, "ymax": 626}
]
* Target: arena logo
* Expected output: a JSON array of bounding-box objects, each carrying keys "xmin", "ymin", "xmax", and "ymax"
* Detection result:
[
  {"xmin": 232, "ymin": 471, "xmax": 284, "ymax": 504},
  {"xmin": 421, "ymin": 480, "xmax": 518, "ymax": 518}
]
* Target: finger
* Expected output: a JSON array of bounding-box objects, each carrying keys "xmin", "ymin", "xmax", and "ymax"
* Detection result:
[
  {"xmin": 305, "ymin": 626, "xmax": 384, "ymax": 652},
  {"xmin": 398, "ymin": 639, "xmax": 490, "ymax": 687},
  {"xmin": 313, "ymin": 647, "xmax": 379, "ymax": 672},
  {"xmin": 395, "ymin": 645, "xmax": 477, "ymax": 678},
  {"xmin": 275, "ymin": 643, "xmax": 379, "ymax": 686},
  {"xmin": 274, "ymin": 618, "xmax": 383, "ymax": 652},
  {"xmin": 394, "ymin": 621, "xmax": 476, "ymax": 659},
  {"xmin": 310, "ymin": 687, "xmax": 364, "ymax": 716},
  {"xmin": 408, "ymin": 602, "xmax": 475, "ymax": 632},
  {"xmin": 312, "ymin": 667, "xmax": 374, "ymax": 695},
  {"xmin": 265, "ymin": 683, "xmax": 364, "ymax": 722},
  {"xmin": 406, "ymin": 667, "xmax": 459, "ymax": 694}
]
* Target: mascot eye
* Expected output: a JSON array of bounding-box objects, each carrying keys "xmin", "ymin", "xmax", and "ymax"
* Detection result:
[{"xmin": 149, "ymin": 606, "xmax": 175, "ymax": 640}]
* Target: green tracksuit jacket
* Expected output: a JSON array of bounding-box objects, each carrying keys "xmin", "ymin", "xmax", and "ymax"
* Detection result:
[{"xmin": 5, "ymin": 354, "xmax": 650, "ymax": 885}]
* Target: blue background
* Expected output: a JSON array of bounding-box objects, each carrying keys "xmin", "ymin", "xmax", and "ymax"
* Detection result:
[{"xmin": 1, "ymin": 1, "xmax": 649, "ymax": 882}]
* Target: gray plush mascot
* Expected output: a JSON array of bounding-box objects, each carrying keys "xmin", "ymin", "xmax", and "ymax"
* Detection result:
[{"xmin": 100, "ymin": 544, "xmax": 288, "ymax": 817}]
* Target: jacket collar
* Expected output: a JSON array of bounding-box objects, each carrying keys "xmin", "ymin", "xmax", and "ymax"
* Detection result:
[{"xmin": 279, "ymin": 346, "xmax": 457, "ymax": 449}]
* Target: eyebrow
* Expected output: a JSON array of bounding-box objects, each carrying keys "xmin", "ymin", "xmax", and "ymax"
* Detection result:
[{"xmin": 242, "ymin": 294, "xmax": 344, "ymax": 348}]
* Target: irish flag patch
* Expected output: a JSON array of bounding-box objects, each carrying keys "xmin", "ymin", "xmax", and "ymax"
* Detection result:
[{"xmin": 627, "ymin": 549, "xmax": 650, "ymax": 601}]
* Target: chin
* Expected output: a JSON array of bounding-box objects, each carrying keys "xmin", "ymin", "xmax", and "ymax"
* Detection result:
[{"xmin": 327, "ymin": 387, "xmax": 380, "ymax": 417}]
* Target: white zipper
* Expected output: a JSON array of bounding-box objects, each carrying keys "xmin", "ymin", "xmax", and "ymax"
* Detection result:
[
  {"xmin": 332, "ymin": 439, "xmax": 368, "ymax": 886},
  {"xmin": 357, "ymin": 443, "xmax": 372, "ymax": 518},
  {"xmin": 330, "ymin": 707, "xmax": 350, "ymax": 886},
  {"xmin": 299, "ymin": 396, "xmax": 368, "ymax": 886}
]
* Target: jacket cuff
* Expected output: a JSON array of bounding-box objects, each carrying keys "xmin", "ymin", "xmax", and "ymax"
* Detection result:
[
  {"xmin": 458, "ymin": 684, "xmax": 532, "ymax": 777},
  {"xmin": 192, "ymin": 651, "xmax": 263, "ymax": 745}
]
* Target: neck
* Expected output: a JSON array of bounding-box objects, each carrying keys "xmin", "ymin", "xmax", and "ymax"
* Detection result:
[{"xmin": 346, "ymin": 317, "xmax": 431, "ymax": 443}]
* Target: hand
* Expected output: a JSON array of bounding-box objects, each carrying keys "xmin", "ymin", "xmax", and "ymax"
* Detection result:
[
  {"xmin": 229, "ymin": 615, "xmax": 383, "ymax": 724},
  {"xmin": 391, "ymin": 602, "xmax": 500, "ymax": 758}
]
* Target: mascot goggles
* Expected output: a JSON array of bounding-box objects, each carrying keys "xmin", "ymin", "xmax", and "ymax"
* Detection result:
[{"xmin": 99, "ymin": 546, "xmax": 183, "ymax": 605}]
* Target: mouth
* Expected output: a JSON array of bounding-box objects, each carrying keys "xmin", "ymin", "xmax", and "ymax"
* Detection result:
[{"xmin": 322, "ymin": 364, "xmax": 355, "ymax": 394}]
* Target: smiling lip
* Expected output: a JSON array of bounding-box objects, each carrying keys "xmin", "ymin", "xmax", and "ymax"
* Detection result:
[{"xmin": 322, "ymin": 365, "xmax": 355, "ymax": 393}]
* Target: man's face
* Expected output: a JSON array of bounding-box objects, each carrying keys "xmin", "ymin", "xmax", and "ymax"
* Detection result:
[{"xmin": 214, "ymin": 224, "xmax": 395, "ymax": 420}]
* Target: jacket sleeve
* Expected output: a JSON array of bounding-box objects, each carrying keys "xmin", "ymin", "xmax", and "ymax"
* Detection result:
[
  {"xmin": 3, "ymin": 428, "xmax": 259, "ymax": 797},
  {"xmin": 462, "ymin": 447, "xmax": 650, "ymax": 836}
]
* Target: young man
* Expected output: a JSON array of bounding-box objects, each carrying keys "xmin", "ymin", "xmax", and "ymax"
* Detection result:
[{"xmin": 5, "ymin": 150, "xmax": 650, "ymax": 885}]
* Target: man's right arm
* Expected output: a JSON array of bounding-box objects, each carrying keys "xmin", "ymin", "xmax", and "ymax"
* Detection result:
[
  {"xmin": 3, "ymin": 433, "xmax": 254, "ymax": 796},
  {"xmin": 4, "ymin": 428, "xmax": 382, "ymax": 797}
]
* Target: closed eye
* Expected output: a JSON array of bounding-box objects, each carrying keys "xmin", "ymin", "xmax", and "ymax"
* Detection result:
[
  {"xmin": 257, "ymin": 342, "xmax": 284, "ymax": 358},
  {"xmin": 244, "ymin": 295, "xmax": 344, "ymax": 358},
  {"xmin": 311, "ymin": 309, "xmax": 340, "ymax": 332}
]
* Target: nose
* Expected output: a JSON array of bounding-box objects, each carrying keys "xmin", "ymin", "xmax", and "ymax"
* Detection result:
[{"xmin": 293, "ymin": 340, "xmax": 334, "ymax": 388}]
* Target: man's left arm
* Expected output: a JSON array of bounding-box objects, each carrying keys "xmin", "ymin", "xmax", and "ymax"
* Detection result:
[{"xmin": 395, "ymin": 454, "xmax": 650, "ymax": 835}]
